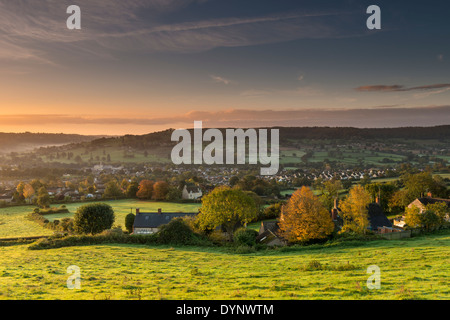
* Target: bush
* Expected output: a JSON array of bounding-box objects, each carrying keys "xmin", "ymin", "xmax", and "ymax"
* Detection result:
[
  {"xmin": 73, "ymin": 203, "xmax": 115, "ymax": 235},
  {"xmin": 27, "ymin": 212, "xmax": 49, "ymax": 227},
  {"xmin": 59, "ymin": 218, "xmax": 75, "ymax": 233},
  {"xmin": 157, "ymin": 218, "xmax": 198, "ymax": 245},
  {"xmin": 302, "ymin": 260, "xmax": 323, "ymax": 271},
  {"xmin": 125, "ymin": 213, "xmax": 135, "ymax": 233},
  {"xmin": 259, "ymin": 202, "xmax": 283, "ymax": 220},
  {"xmin": 28, "ymin": 233, "xmax": 160, "ymax": 250},
  {"xmin": 35, "ymin": 206, "xmax": 70, "ymax": 215},
  {"xmin": 233, "ymin": 228, "xmax": 259, "ymax": 246},
  {"xmin": 207, "ymin": 230, "xmax": 229, "ymax": 244},
  {"xmin": 100, "ymin": 227, "xmax": 124, "ymax": 236}
]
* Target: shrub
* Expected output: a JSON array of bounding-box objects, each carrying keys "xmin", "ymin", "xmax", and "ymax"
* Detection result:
[
  {"xmin": 233, "ymin": 228, "xmax": 259, "ymax": 246},
  {"xmin": 73, "ymin": 203, "xmax": 115, "ymax": 235},
  {"xmin": 181, "ymin": 215, "xmax": 202, "ymax": 234},
  {"xmin": 302, "ymin": 260, "xmax": 323, "ymax": 271},
  {"xmin": 59, "ymin": 218, "xmax": 75, "ymax": 233},
  {"xmin": 157, "ymin": 218, "xmax": 197, "ymax": 245},
  {"xmin": 36, "ymin": 207, "xmax": 70, "ymax": 215},
  {"xmin": 259, "ymin": 202, "xmax": 283, "ymax": 220},
  {"xmin": 100, "ymin": 227, "xmax": 123, "ymax": 236},
  {"xmin": 28, "ymin": 233, "xmax": 159, "ymax": 250},
  {"xmin": 207, "ymin": 230, "xmax": 229, "ymax": 244},
  {"xmin": 125, "ymin": 213, "xmax": 135, "ymax": 233},
  {"xmin": 27, "ymin": 212, "xmax": 49, "ymax": 227}
]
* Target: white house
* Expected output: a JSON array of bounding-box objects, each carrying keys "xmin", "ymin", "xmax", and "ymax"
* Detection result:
[{"xmin": 182, "ymin": 185, "xmax": 202, "ymax": 200}]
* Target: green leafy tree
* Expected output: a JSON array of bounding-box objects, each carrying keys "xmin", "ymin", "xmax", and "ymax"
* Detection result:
[
  {"xmin": 153, "ymin": 181, "xmax": 170, "ymax": 200},
  {"xmin": 388, "ymin": 189, "xmax": 410, "ymax": 214},
  {"xmin": 340, "ymin": 185, "xmax": 372, "ymax": 234},
  {"xmin": 402, "ymin": 172, "xmax": 448, "ymax": 201},
  {"xmin": 320, "ymin": 179, "xmax": 343, "ymax": 211},
  {"xmin": 197, "ymin": 186, "xmax": 258, "ymax": 241},
  {"xmin": 37, "ymin": 186, "xmax": 51, "ymax": 208},
  {"xmin": 229, "ymin": 176, "xmax": 239, "ymax": 187},
  {"xmin": 73, "ymin": 203, "xmax": 115, "ymax": 235},
  {"xmin": 233, "ymin": 228, "xmax": 258, "ymax": 246},
  {"xmin": 166, "ymin": 186, "xmax": 182, "ymax": 201},
  {"xmin": 425, "ymin": 202, "xmax": 449, "ymax": 225},
  {"xmin": 260, "ymin": 202, "xmax": 283, "ymax": 220},
  {"xmin": 126, "ymin": 181, "xmax": 139, "ymax": 199},
  {"xmin": 404, "ymin": 205, "xmax": 422, "ymax": 228},
  {"xmin": 157, "ymin": 218, "xmax": 196, "ymax": 245},
  {"xmin": 421, "ymin": 211, "xmax": 441, "ymax": 232},
  {"xmin": 125, "ymin": 213, "xmax": 136, "ymax": 233},
  {"xmin": 103, "ymin": 180, "xmax": 123, "ymax": 199}
]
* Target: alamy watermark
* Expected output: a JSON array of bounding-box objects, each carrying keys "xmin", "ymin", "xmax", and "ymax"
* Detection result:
[
  {"xmin": 171, "ymin": 121, "xmax": 280, "ymax": 176},
  {"xmin": 366, "ymin": 265, "xmax": 381, "ymax": 290},
  {"xmin": 65, "ymin": 5, "xmax": 381, "ymax": 30},
  {"xmin": 67, "ymin": 265, "xmax": 81, "ymax": 290}
]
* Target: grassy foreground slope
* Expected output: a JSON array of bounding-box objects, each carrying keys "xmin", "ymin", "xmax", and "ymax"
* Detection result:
[{"xmin": 0, "ymin": 230, "xmax": 449, "ymax": 300}]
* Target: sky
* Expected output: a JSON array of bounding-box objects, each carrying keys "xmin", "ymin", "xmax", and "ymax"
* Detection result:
[{"xmin": 0, "ymin": 0, "xmax": 449, "ymax": 135}]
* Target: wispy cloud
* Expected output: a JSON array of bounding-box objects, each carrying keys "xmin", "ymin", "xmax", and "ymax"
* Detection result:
[
  {"xmin": 210, "ymin": 75, "xmax": 233, "ymax": 85},
  {"xmin": 1, "ymin": 105, "xmax": 449, "ymax": 130},
  {"xmin": 355, "ymin": 83, "xmax": 450, "ymax": 92},
  {"xmin": 0, "ymin": 1, "xmax": 365, "ymax": 67},
  {"xmin": 240, "ymin": 86, "xmax": 322, "ymax": 98}
]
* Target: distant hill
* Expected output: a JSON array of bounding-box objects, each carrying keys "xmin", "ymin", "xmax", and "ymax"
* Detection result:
[
  {"xmin": 0, "ymin": 132, "xmax": 109, "ymax": 154},
  {"xmin": 76, "ymin": 125, "xmax": 450, "ymax": 149},
  {"xmin": 275, "ymin": 125, "xmax": 450, "ymax": 140},
  {"xmin": 7, "ymin": 125, "xmax": 448, "ymax": 167}
]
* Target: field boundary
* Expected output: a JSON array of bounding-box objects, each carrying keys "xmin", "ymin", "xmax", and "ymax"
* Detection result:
[{"xmin": 0, "ymin": 235, "xmax": 48, "ymax": 242}]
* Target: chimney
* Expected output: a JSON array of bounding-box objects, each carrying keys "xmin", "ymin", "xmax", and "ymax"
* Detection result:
[
  {"xmin": 331, "ymin": 208, "xmax": 338, "ymax": 221},
  {"xmin": 158, "ymin": 208, "xmax": 162, "ymax": 214},
  {"xmin": 427, "ymin": 192, "xmax": 432, "ymax": 198},
  {"xmin": 375, "ymin": 197, "xmax": 381, "ymax": 205},
  {"xmin": 334, "ymin": 197, "xmax": 339, "ymax": 209},
  {"xmin": 136, "ymin": 208, "xmax": 140, "ymax": 215}
]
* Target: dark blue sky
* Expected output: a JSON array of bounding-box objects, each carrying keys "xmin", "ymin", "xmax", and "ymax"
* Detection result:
[{"xmin": 0, "ymin": 0, "xmax": 449, "ymax": 134}]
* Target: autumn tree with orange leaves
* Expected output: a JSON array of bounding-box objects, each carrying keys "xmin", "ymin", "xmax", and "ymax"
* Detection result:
[
  {"xmin": 279, "ymin": 186, "xmax": 334, "ymax": 244},
  {"xmin": 136, "ymin": 180, "xmax": 154, "ymax": 200}
]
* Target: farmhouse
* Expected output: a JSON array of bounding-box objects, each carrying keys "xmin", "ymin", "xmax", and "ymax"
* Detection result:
[
  {"xmin": 0, "ymin": 194, "xmax": 13, "ymax": 203},
  {"xmin": 256, "ymin": 221, "xmax": 285, "ymax": 247},
  {"xmin": 330, "ymin": 198, "xmax": 392, "ymax": 232},
  {"xmin": 367, "ymin": 202, "xmax": 393, "ymax": 231},
  {"xmin": 407, "ymin": 195, "xmax": 450, "ymax": 213},
  {"xmin": 182, "ymin": 185, "xmax": 202, "ymax": 200},
  {"xmin": 132, "ymin": 208, "xmax": 197, "ymax": 235}
]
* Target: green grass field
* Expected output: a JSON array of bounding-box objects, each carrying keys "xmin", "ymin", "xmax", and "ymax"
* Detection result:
[
  {"xmin": 0, "ymin": 230, "xmax": 449, "ymax": 300},
  {"xmin": 0, "ymin": 200, "xmax": 200, "ymax": 239},
  {"xmin": 0, "ymin": 205, "xmax": 54, "ymax": 239},
  {"xmin": 41, "ymin": 145, "xmax": 172, "ymax": 165},
  {"xmin": 1, "ymin": 198, "xmax": 449, "ymax": 300}
]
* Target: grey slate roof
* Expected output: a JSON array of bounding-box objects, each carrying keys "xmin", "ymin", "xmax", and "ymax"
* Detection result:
[
  {"xmin": 133, "ymin": 212, "xmax": 197, "ymax": 229},
  {"xmin": 415, "ymin": 197, "xmax": 450, "ymax": 208},
  {"xmin": 367, "ymin": 203, "xmax": 392, "ymax": 230}
]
